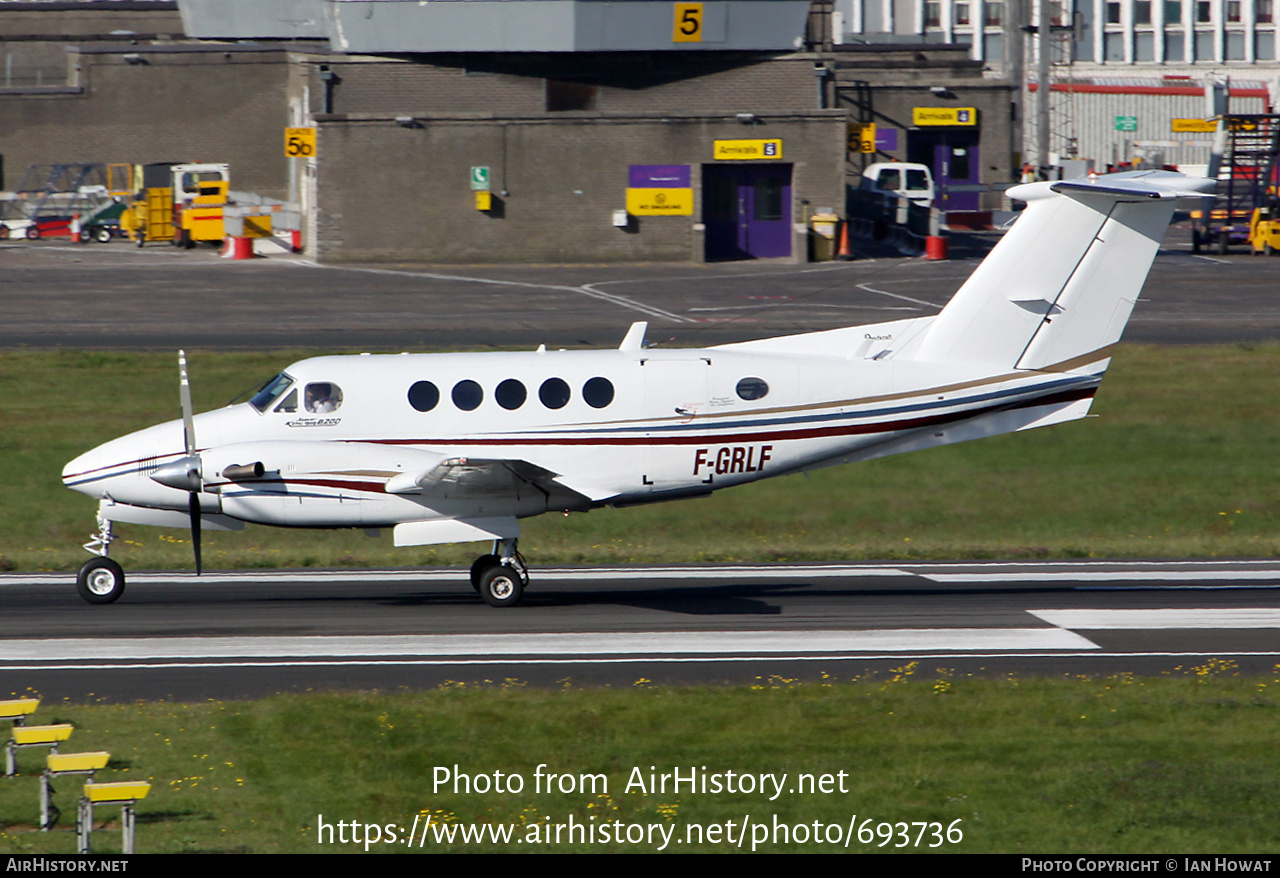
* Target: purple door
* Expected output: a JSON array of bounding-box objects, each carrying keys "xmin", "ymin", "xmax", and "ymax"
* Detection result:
[
  {"xmin": 703, "ymin": 164, "xmax": 792, "ymax": 260},
  {"xmin": 908, "ymin": 132, "xmax": 982, "ymax": 211}
]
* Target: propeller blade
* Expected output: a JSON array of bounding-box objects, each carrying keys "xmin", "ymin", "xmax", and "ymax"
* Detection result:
[
  {"xmin": 188, "ymin": 491, "xmax": 203, "ymax": 576},
  {"xmin": 179, "ymin": 350, "xmax": 196, "ymax": 457},
  {"xmin": 180, "ymin": 350, "xmax": 202, "ymax": 575}
]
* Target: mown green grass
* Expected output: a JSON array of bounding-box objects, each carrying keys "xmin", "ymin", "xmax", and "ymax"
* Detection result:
[
  {"xmin": 3, "ymin": 343, "xmax": 1278, "ymax": 572},
  {"xmin": 2, "ymin": 663, "xmax": 1277, "ymax": 853}
]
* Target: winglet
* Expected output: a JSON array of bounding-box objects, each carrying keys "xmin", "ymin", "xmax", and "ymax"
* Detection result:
[{"xmin": 619, "ymin": 322, "xmax": 648, "ymax": 352}]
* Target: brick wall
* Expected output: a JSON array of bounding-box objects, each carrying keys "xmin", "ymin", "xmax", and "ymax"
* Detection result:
[
  {"xmin": 0, "ymin": 46, "xmax": 291, "ymax": 196},
  {"xmin": 315, "ymin": 109, "xmax": 847, "ymax": 263}
]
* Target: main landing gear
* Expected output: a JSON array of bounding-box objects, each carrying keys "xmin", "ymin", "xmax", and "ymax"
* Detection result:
[
  {"xmin": 469, "ymin": 538, "xmax": 529, "ymax": 607},
  {"xmin": 76, "ymin": 516, "xmax": 125, "ymax": 605}
]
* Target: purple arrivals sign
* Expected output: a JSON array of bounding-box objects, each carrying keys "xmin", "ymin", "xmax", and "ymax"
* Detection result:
[
  {"xmin": 629, "ymin": 165, "xmax": 691, "ymax": 188},
  {"xmin": 876, "ymin": 128, "xmax": 899, "ymax": 151}
]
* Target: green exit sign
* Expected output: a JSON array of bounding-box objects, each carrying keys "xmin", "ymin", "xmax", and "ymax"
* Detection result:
[{"xmin": 1115, "ymin": 116, "xmax": 1138, "ymax": 132}]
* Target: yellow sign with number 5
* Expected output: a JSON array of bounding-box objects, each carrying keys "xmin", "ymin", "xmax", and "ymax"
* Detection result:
[
  {"xmin": 673, "ymin": 3, "xmax": 703, "ymax": 42},
  {"xmin": 285, "ymin": 127, "xmax": 316, "ymax": 158}
]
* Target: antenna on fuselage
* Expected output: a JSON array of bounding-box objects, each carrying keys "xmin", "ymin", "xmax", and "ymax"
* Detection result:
[{"xmin": 619, "ymin": 322, "xmax": 648, "ymax": 351}]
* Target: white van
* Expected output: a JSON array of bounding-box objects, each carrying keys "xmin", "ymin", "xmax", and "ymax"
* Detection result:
[{"xmin": 858, "ymin": 162, "xmax": 935, "ymax": 207}]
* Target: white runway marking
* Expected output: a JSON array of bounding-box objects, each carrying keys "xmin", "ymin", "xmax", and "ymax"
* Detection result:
[
  {"xmin": 0, "ymin": 628, "xmax": 1097, "ymax": 663},
  {"xmin": 1030, "ymin": 608, "xmax": 1280, "ymax": 629},
  {"xmin": 298, "ymin": 262, "xmax": 693, "ymax": 323},
  {"xmin": 925, "ymin": 570, "xmax": 1280, "ymax": 583}
]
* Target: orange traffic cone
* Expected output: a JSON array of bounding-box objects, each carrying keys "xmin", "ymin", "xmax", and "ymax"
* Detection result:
[{"xmin": 836, "ymin": 219, "xmax": 852, "ymax": 260}]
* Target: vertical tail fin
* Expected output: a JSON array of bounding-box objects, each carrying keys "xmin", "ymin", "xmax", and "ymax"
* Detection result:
[{"xmin": 912, "ymin": 171, "xmax": 1214, "ymax": 371}]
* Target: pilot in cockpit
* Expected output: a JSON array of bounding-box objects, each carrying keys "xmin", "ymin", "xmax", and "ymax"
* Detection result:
[{"xmin": 305, "ymin": 382, "xmax": 342, "ymax": 413}]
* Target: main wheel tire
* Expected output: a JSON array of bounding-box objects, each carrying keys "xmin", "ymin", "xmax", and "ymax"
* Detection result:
[
  {"xmin": 470, "ymin": 554, "xmax": 499, "ymax": 592},
  {"xmin": 25, "ymin": 225, "xmax": 40, "ymax": 240},
  {"xmin": 95, "ymin": 226, "xmax": 113, "ymax": 244},
  {"xmin": 77, "ymin": 229, "xmax": 91, "ymax": 244},
  {"xmin": 76, "ymin": 557, "xmax": 126, "ymax": 605},
  {"xmin": 478, "ymin": 564, "xmax": 524, "ymax": 608},
  {"xmin": 1266, "ymin": 242, "xmax": 1275, "ymax": 257}
]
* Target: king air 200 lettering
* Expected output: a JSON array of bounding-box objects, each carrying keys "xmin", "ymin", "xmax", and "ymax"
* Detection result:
[{"xmin": 693, "ymin": 445, "xmax": 773, "ymax": 476}]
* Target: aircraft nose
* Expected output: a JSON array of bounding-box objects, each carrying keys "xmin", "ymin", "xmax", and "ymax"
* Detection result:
[
  {"xmin": 62, "ymin": 419, "xmax": 190, "ymax": 505},
  {"xmin": 62, "ymin": 443, "xmax": 112, "ymax": 496}
]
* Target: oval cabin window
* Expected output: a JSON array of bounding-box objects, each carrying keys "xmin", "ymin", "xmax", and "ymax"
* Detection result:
[
  {"xmin": 408, "ymin": 381, "xmax": 440, "ymax": 412},
  {"xmin": 496, "ymin": 379, "xmax": 527, "ymax": 410},
  {"xmin": 583, "ymin": 376, "xmax": 615, "ymax": 408},
  {"xmin": 452, "ymin": 380, "xmax": 484, "ymax": 411},
  {"xmin": 539, "ymin": 377, "xmax": 571, "ymax": 409}
]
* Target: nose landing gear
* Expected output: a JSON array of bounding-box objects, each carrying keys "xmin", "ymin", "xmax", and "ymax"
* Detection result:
[{"xmin": 76, "ymin": 515, "xmax": 125, "ymax": 604}]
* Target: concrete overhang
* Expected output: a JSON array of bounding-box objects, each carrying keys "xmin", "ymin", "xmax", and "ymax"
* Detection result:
[{"xmin": 179, "ymin": 0, "xmax": 811, "ymax": 52}]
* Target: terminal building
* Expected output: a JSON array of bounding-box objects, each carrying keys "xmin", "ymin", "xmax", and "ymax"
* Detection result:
[
  {"xmin": 1, "ymin": 0, "xmax": 1019, "ymax": 262},
  {"xmin": 835, "ymin": 0, "xmax": 1278, "ymax": 169}
]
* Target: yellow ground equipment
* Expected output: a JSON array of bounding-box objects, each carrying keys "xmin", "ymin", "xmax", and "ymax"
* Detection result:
[
  {"xmin": 175, "ymin": 164, "xmax": 230, "ymax": 246},
  {"xmin": 120, "ymin": 162, "xmax": 230, "ymax": 247},
  {"xmin": 1249, "ymin": 206, "xmax": 1280, "ymax": 255}
]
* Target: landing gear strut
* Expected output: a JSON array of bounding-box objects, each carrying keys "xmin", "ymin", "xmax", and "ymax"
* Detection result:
[
  {"xmin": 76, "ymin": 515, "xmax": 125, "ymax": 604},
  {"xmin": 471, "ymin": 539, "xmax": 528, "ymax": 607}
]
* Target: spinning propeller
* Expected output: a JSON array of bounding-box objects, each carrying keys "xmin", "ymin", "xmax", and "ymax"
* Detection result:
[{"xmin": 149, "ymin": 350, "xmax": 204, "ymax": 574}]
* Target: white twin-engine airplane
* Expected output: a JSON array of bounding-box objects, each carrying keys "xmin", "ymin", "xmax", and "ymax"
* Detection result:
[{"xmin": 62, "ymin": 170, "xmax": 1213, "ymax": 607}]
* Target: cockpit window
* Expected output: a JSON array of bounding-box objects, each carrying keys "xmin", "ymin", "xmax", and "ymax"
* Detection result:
[
  {"xmin": 249, "ymin": 372, "xmax": 294, "ymax": 413},
  {"xmin": 305, "ymin": 382, "xmax": 343, "ymax": 413},
  {"xmin": 274, "ymin": 388, "xmax": 298, "ymax": 413}
]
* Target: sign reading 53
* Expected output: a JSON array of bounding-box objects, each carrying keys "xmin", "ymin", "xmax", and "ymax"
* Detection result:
[{"xmin": 673, "ymin": 3, "xmax": 703, "ymax": 42}]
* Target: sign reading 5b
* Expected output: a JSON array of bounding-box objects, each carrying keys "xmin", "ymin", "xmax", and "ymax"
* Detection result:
[
  {"xmin": 673, "ymin": 3, "xmax": 703, "ymax": 42},
  {"xmin": 285, "ymin": 127, "xmax": 316, "ymax": 158}
]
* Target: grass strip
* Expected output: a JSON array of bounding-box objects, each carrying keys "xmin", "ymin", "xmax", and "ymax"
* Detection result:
[
  {"xmin": 3, "ymin": 343, "xmax": 1279, "ymax": 572},
  {"xmin": 2, "ymin": 662, "xmax": 1277, "ymax": 853}
]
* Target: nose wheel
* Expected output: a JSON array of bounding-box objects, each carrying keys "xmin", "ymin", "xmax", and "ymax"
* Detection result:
[
  {"xmin": 471, "ymin": 539, "xmax": 528, "ymax": 607},
  {"xmin": 76, "ymin": 557, "xmax": 126, "ymax": 605},
  {"xmin": 76, "ymin": 514, "xmax": 125, "ymax": 604}
]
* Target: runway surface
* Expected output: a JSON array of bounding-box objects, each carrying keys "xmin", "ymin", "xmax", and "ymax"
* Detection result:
[{"xmin": 5, "ymin": 561, "xmax": 1279, "ymax": 699}]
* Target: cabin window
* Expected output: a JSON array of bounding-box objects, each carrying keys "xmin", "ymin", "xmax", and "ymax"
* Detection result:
[
  {"xmin": 305, "ymin": 382, "xmax": 343, "ymax": 413},
  {"xmin": 539, "ymin": 377, "xmax": 571, "ymax": 409},
  {"xmin": 274, "ymin": 389, "xmax": 298, "ymax": 413},
  {"xmin": 583, "ymin": 377, "xmax": 615, "ymax": 408},
  {"xmin": 736, "ymin": 377, "xmax": 769, "ymax": 400},
  {"xmin": 249, "ymin": 372, "xmax": 293, "ymax": 413},
  {"xmin": 408, "ymin": 380, "xmax": 440, "ymax": 412},
  {"xmin": 496, "ymin": 379, "xmax": 527, "ymax": 410},
  {"xmin": 452, "ymin": 379, "xmax": 484, "ymax": 411}
]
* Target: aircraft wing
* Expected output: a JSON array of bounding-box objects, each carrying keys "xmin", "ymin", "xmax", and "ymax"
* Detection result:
[{"xmin": 386, "ymin": 456, "xmax": 599, "ymax": 510}]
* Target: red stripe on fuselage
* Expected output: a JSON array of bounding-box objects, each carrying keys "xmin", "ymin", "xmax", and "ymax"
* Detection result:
[{"xmin": 365, "ymin": 386, "xmax": 1097, "ymax": 448}]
